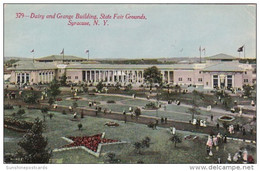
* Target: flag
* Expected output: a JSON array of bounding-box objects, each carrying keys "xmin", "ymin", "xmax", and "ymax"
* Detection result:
[
  {"xmin": 30, "ymin": 49, "xmax": 34, "ymax": 53},
  {"xmin": 60, "ymin": 48, "xmax": 64, "ymax": 54},
  {"xmin": 85, "ymin": 50, "xmax": 89, "ymax": 53},
  {"xmin": 237, "ymin": 46, "xmax": 244, "ymax": 52},
  {"xmin": 202, "ymin": 48, "xmax": 205, "ymax": 51}
]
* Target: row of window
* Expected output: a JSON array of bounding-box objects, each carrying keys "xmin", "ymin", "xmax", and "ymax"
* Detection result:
[
  {"xmin": 178, "ymin": 78, "xmax": 203, "ymax": 82},
  {"xmin": 39, "ymin": 72, "xmax": 54, "ymax": 75}
]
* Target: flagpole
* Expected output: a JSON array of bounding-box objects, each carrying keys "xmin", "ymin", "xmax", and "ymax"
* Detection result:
[
  {"xmin": 33, "ymin": 51, "xmax": 34, "ymax": 63},
  {"xmin": 88, "ymin": 51, "xmax": 89, "ymax": 61},
  {"xmin": 244, "ymin": 45, "xmax": 245, "ymax": 58},
  {"xmin": 62, "ymin": 49, "xmax": 64, "ymax": 64},
  {"xmin": 199, "ymin": 46, "xmax": 201, "ymax": 63}
]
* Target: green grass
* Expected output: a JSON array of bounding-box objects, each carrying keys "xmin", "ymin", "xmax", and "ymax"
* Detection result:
[{"xmin": 4, "ymin": 107, "xmax": 256, "ymax": 164}]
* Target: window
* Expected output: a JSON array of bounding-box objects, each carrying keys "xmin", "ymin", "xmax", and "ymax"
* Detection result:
[
  {"xmin": 206, "ymin": 82, "xmax": 208, "ymax": 86},
  {"xmin": 213, "ymin": 75, "xmax": 218, "ymax": 87},
  {"xmin": 227, "ymin": 75, "xmax": 232, "ymax": 88},
  {"xmin": 187, "ymin": 78, "xmax": 192, "ymax": 81},
  {"xmin": 75, "ymin": 76, "xmax": 78, "ymax": 79},
  {"xmin": 245, "ymin": 71, "xmax": 247, "ymax": 74},
  {"xmin": 67, "ymin": 76, "xmax": 71, "ymax": 79},
  {"xmin": 198, "ymin": 78, "xmax": 203, "ymax": 82},
  {"xmin": 178, "ymin": 77, "xmax": 182, "ymax": 81},
  {"xmin": 244, "ymin": 79, "xmax": 248, "ymax": 83},
  {"xmin": 199, "ymin": 71, "xmax": 202, "ymax": 74}
]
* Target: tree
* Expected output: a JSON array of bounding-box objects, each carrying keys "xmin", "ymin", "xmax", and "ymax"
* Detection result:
[
  {"xmin": 170, "ymin": 134, "xmax": 182, "ymax": 147},
  {"xmin": 16, "ymin": 109, "xmax": 25, "ymax": 117},
  {"xmin": 49, "ymin": 113, "xmax": 54, "ymax": 120},
  {"xmin": 47, "ymin": 78, "xmax": 61, "ymax": 99},
  {"xmin": 48, "ymin": 97, "xmax": 55, "ymax": 106},
  {"xmin": 125, "ymin": 84, "xmax": 132, "ymax": 91},
  {"xmin": 133, "ymin": 137, "xmax": 151, "ymax": 154},
  {"xmin": 78, "ymin": 123, "xmax": 82, "ymax": 130},
  {"xmin": 143, "ymin": 66, "xmax": 162, "ymax": 92},
  {"xmin": 133, "ymin": 142, "xmax": 142, "ymax": 154},
  {"xmin": 134, "ymin": 107, "xmax": 141, "ymax": 120},
  {"xmin": 115, "ymin": 82, "xmax": 121, "ymax": 90},
  {"xmin": 23, "ymin": 92, "xmax": 39, "ymax": 104},
  {"xmin": 96, "ymin": 81, "xmax": 104, "ymax": 92},
  {"xmin": 188, "ymin": 90, "xmax": 201, "ymax": 120},
  {"xmin": 60, "ymin": 74, "xmax": 67, "ymax": 86},
  {"xmin": 188, "ymin": 97, "xmax": 200, "ymax": 121},
  {"xmin": 73, "ymin": 101, "xmax": 78, "ymax": 109},
  {"xmin": 243, "ymin": 84, "xmax": 252, "ymax": 97},
  {"xmin": 17, "ymin": 118, "xmax": 52, "ymax": 163}
]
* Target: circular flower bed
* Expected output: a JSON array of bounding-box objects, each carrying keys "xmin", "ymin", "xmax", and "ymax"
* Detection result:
[
  {"xmin": 218, "ymin": 115, "xmax": 235, "ymax": 123},
  {"xmin": 63, "ymin": 134, "xmax": 118, "ymax": 152}
]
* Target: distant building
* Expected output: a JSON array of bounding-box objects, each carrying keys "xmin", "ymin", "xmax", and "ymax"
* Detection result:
[
  {"xmin": 35, "ymin": 55, "xmax": 88, "ymax": 63},
  {"xmin": 7, "ymin": 53, "xmax": 255, "ymax": 90}
]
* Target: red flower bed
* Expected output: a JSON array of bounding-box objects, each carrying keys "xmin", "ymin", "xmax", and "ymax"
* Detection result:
[{"xmin": 63, "ymin": 134, "xmax": 118, "ymax": 152}]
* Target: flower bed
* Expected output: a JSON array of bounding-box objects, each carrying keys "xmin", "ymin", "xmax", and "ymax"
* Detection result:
[{"xmin": 62, "ymin": 134, "xmax": 118, "ymax": 152}]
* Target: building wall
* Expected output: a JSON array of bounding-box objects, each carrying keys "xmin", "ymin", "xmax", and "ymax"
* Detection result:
[
  {"xmin": 234, "ymin": 73, "xmax": 243, "ymax": 88},
  {"xmin": 173, "ymin": 70, "xmax": 194, "ymax": 85},
  {"xmin": 242, "ymin": 70, "xmax": 253, "ymax": 85},
  {"xmin": 202, "ymin": 72, "xmax": 212, "ymax": 89},
  {"xmin": 66, "ymin": 69, "xmax": 83, "ymax": 83},
  {"xmin": 8, "ymin": 62, "xmax": 255, "ymax": 89},
  {"xmin": 10, "ymin": 71, "xmax": 16, "ymax": 83}
]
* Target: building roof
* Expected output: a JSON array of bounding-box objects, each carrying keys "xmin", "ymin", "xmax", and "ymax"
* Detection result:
[
  {"xmin": 202, "ymin": 62, "xmax": 244, "ymax": 72},
  {"xmin": 205, "ymin": 53, "xmax": 237, "ymax": 60},
  {"xmin": 8, "ymin": 61, "xmax": 57, "ymax": 71},
  {"xmin": 35, "ymin": 55, "xmax": 87, "ymax": 61},
  {"xmin": 65, "ymin": 64, "xmax": 196, "ymax": 70}
]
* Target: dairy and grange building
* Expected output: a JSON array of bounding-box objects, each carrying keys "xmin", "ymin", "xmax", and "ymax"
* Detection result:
[{"xmin": 8, "ymin": 53, "xmax": 255, "ymax": 90}]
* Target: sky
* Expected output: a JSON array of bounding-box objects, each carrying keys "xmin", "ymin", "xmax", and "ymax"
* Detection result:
[{"xmin": 4, "ymin": 4, "xmax": 256, "ymax": 59}]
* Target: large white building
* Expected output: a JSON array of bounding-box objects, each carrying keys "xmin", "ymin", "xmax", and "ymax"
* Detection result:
[{"xmin": 8, "ymin": 53, "xmax": 255, "ymax": 89}]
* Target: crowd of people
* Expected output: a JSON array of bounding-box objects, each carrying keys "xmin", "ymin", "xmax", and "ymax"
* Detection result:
[{"xmin": 206, "ymin": 133, "xmax": 255, "ymax": 164}]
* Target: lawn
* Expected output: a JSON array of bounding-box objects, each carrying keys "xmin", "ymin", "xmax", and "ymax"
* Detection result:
[{"xmin": 4, "ymin": 107, "xmax": 256, "ymax": 164}]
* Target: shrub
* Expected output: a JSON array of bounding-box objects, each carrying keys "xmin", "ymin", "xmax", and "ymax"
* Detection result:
[
  {"xmin": 4, "ymin": 104, "xmax": 14, "ymax": 109},
  {"xmin": 41, "ymin": 107, "xmax": 49, "ymax": 113},
  {"xmin": 62, "ymin": 110, "xmax": 66, "ymax": 115},
  {"xmin": 17, "ymin": 109, "xmax": 25, "ymax": 115},
  {"xmin": 107, "ymin": 100, "xmax": 116, "ymax": 103},
  {"xmin": 49, "ymin": 113, "xmax": 54, "ymax": 119},
  {"xmin": 145, "ymin": 102, "xmax": 158, "ymax": 109},
  {"xmin": 78, "ymin": 123, "xmax": 83, "ymax": 130}
]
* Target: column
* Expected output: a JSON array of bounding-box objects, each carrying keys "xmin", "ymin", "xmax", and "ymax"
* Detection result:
[
  {"xmin": 99, "ymin": 70, "xmax": 101, "ymax": 82},
  {"xmin": 225, "ymin": 75, "xmax": 228, "ymax": 87},
  {"xmin": 112, "ymin": 70, "xmax": 115, "ymax": 82},
  {"xmin": 47, "ymin": 72, "xmax": 49, "ymax": 83},
  {"xmin": 15, "ymin": 72, "xmax": 17, "ymax": 83},
  {"xmin": 51, "ymin": 71, "xmax": 53, "ymax": 81},
  {"xmin": 168, "ymin": 71, "xmax": 171, "ymax": 83},
  {"xmin": 90, "ymin": 70, "xmax": 92, "ymax": 82},
  {"xmin": 122, "ymin": 71, "xmax": 124, "ymax": 83},
  {"xmin": 24, "ymin": 73, "xmax": 26, "ymax": 83},
  {"xmin": 218, "ymin": 75, "xmax": 220, "ymax": 88},
  {"xmin": 94, "ymin": 70, "xmax": 97, "ymax": 83},
  {"xmin": 117, "ymin": 70, "xmax": 119, "ymax": 82},
  {"xmin": 162, "ymin": 71, "xmax": 165, "ymax": 83},
  {"xmin": 142, "ymin": 71, "xmax": 144, "ymax": 83},
  {"xmin": 232, "ymin": 75, "xmax": 235, "ymax": 88},
  {"xmin": 103, "ymin": 71, "xmax": 106, "ymax": 82}
]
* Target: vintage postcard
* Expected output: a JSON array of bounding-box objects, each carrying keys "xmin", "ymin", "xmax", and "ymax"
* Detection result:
[{"xmin": 2, "ymin": 2, "xmax": 257, "ymax": 168}]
